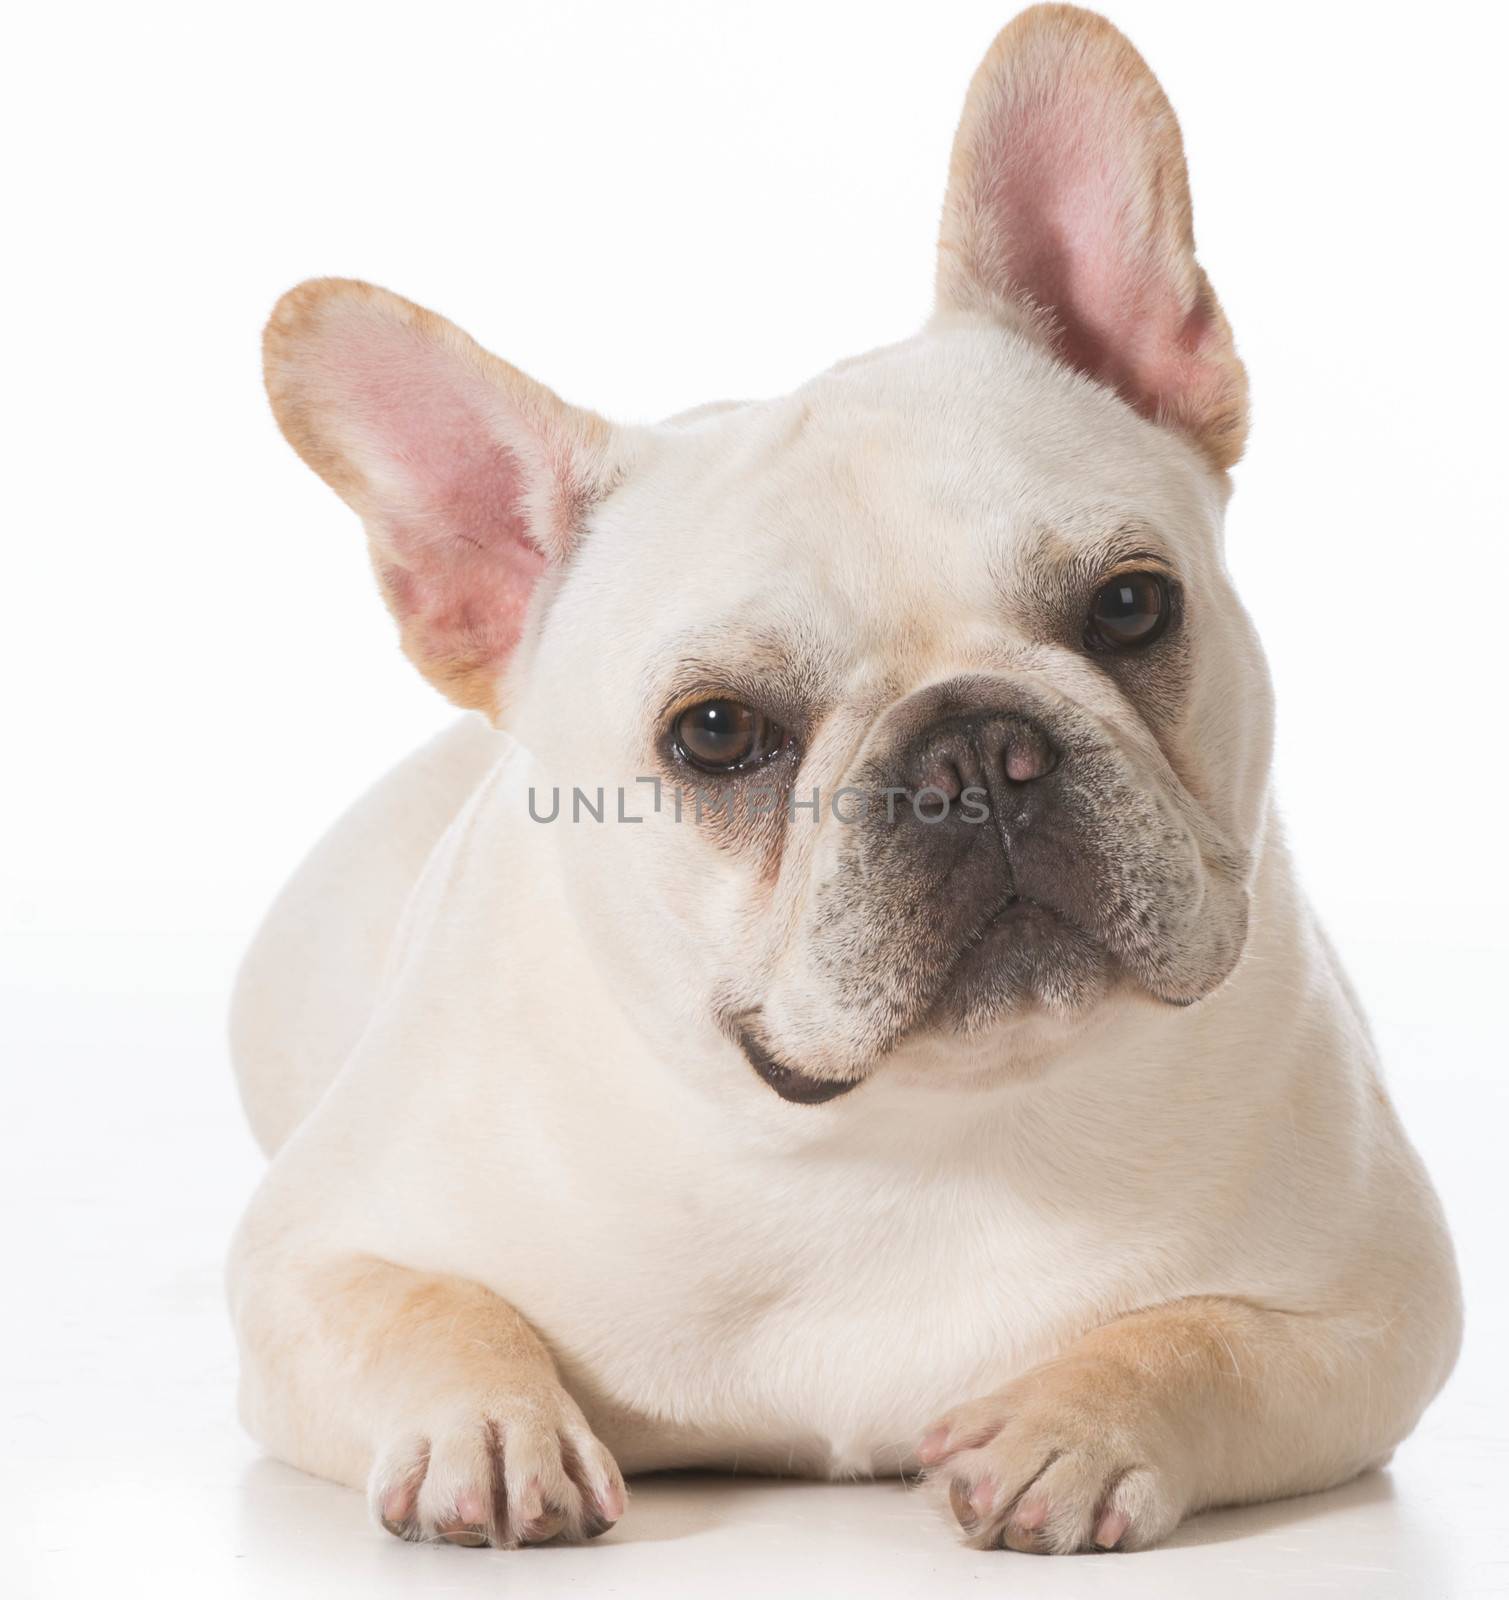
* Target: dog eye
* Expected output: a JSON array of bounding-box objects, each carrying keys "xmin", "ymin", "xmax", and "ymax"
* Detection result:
[
  {"xmin": 674, "ymin": 699, "xmax": 786, "ymax": 772},
  {"xmin": 1087, "ymin": 572, "xmax": 1171, "ymax": 649}
]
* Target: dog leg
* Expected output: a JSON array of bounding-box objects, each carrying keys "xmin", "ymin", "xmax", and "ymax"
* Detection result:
[
  {"xmin": 230, "ymin": 1251, "xmax": 625, "ymax": 1547},
  {"xmin": 917, "ymin": 1293, "xmax": 1454, "ymax": 1554}
]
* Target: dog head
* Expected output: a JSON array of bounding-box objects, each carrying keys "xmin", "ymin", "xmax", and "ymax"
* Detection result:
[{"xmin": 263, "ymin": 6, "xmax": 1272, "ymax": 1103}]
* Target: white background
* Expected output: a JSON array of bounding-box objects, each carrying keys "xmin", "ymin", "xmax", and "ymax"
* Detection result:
[{"xmin": 4, "ymin": 2, "xmax": 1505, "ymax": 1595}]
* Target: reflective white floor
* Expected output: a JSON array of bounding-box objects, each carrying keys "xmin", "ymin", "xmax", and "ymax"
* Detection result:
[{"xmin": 6, "ymin": 934, "xmax": 1506, "ymax": 1598}]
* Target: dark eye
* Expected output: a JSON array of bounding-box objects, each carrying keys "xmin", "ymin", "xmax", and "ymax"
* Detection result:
[
  {"xmin": 674, "ymin": 699, "xmax": 787, "ymax": 772},
  {"xmin": 1087, "ymin": 572, "xmax": 1171, "ymax": 650}
]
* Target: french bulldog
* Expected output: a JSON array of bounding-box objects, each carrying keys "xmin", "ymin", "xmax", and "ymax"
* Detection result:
[{"xmin": 229, "ymin": 3, "xmax": 1460, "ymax": 1556}]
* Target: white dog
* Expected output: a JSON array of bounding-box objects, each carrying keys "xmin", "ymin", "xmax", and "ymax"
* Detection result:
[{"xmin": 229, "ymin": 4, "xmax": 1460, "ymax": 1555}]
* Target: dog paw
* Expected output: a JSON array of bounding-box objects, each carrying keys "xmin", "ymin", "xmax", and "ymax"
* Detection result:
[
  {"xmin": 368, "ymin": 1381, "xmax": 625, "ymax": 1548},
  {"xmin": 916, "ymin": 1359, "xmax": 1189, "ymax": 1554}
]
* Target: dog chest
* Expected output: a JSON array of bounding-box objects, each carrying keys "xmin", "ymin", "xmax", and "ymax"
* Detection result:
[{"xmin": 515, "ymin": 1153, "xmax": 1100, "ymax": 1474}]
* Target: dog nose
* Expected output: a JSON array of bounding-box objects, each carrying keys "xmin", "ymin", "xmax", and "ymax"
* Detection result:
[{"xmin": 910, "ymin": 711, "xmax": 1059, "ymax": 803}]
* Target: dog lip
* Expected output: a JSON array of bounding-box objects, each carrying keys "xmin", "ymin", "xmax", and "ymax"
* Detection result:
[{"xmin": 736, "ymin": 1030, "xmax": 862, "ymax": 1105}]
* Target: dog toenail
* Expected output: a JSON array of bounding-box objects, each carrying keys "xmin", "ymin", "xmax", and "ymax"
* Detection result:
[
  {"xmin": 1013, "ymin": 1496, "xmax": 1049, "ymax": 1531},
  {"xmin": 917, "ymin": 1424, "xmax": 951, "ymax": 1462},
  {"xmin": 969, "ymin": 1474, "xmax": 999, "ymax": 1516},
  {"xmin": 440, "ymin": 1526, "xmax": 487, "ymax": 1547},
  {"xmin": 1094, "ymin": 1508, "xmax": 1131, "ymax": 1549},
  {"xmin": 948, "ymin": 1478, "xmax": 979, "ymax": 1532}
]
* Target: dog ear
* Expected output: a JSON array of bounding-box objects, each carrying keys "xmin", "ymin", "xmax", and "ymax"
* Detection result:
[
  {"xmin": 263, "ymin": 279, "xmax": 625, "ymax": 715},
  {"xmin": 935, "ymin": 5, "xmax": 1247, "ymax": 470}
]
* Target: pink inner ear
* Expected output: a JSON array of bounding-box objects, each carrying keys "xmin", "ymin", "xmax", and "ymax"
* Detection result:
[
  {"xmin": 341, "ymin": 313, "xmax": 550, "ymax": 687},
  {"xmin": 973, "ymin": 83, "xmax": 1226, "ymax": 435}
]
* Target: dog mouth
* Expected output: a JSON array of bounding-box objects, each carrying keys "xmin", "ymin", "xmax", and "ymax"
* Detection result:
[
  {"xmin": 730, "ymin": 899, "xmax": 1103, "ymax": 1103},
  {"xmin": 921, "ymin": 891, "xmax": 1115, "ymax": 1031},
  {"xmin": 735, "ymin": 1028, "xmax": 863, "ymax": 1105}
]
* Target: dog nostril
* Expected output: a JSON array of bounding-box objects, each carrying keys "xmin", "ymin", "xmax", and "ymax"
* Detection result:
[
  {"xmin": 917, "ymin": 756, "xmax": 965, "ymax": 803},
  {"xmin": 1002, "ymin": 728, "xmax": 1057, "ymax": 784}
]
